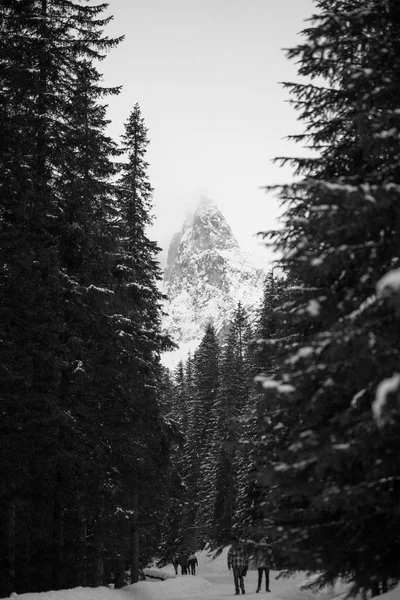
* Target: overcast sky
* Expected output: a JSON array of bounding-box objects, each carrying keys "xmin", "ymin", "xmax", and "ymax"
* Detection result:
[{"xmin": 100, "ymin": 0, "xmax": 315, "ymax": 264}]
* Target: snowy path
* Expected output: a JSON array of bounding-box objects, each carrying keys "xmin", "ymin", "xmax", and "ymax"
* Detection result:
[
  {"xmin": 136, "ymin": 548, "xmax": 348, "ymax": 600},
  {"xmin": 4, "ymin": 547, "xmax": 400, "ymax": 600}
]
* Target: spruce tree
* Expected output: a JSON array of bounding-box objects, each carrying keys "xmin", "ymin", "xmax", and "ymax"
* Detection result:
[
  {"xmin": 157, "ymin": 367, "xmax": 187, "ymax": 563},
  {"xmin": 224, "ymin": 304, "xmax": 256, "ymax": 539},
  {"xmin": 255, "ymin": 0, "xmax": 400, "ymax": 594},
  {"xmin": 109, "ymin": 102, "xmax": 173, "ymax": 583},
  {"xmin": 255, "ymin": 272, "xmax": 286, "ymax": 373},
  {"xmin": 0, "ymin": 1, "xmax": 122, "ymax": 594},
  {"xmin": 54, "ymin": 56, "xmax": 123, "ymax": 590},
  {"xmin": 182, "ymin": 325, "xmax": 219, "ymax": 547},
  {"xmin": 210, "ymin": 329, "xmax": 239, "ymax": 546}
]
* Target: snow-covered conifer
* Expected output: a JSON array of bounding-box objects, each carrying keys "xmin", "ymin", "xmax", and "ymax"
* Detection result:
[{"xmin": 255, "ymin": 0, "xmax": 400, "ymax": 593}]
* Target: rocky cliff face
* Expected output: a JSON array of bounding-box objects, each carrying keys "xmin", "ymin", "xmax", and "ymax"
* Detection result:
[{"xmin": 162, "ymin": 197, "xmax": 268, "ymax": 367}]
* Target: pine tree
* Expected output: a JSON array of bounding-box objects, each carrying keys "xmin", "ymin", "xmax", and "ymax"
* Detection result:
[
  {"xmin": 255, "ymin": 272, "xmax": 286, "ymax": 373},
  {"xmin": 0, "ymin": 1, "xmax": 122, "ymax": 594},
  {"xmin": 108, "ymin": 102, "xmax": 173, "ymax": 583},
  {"xmin": 255, "ymin": 0, "xmax": 400, "ymax": 594},
  {"xmin": 156, "ymin": 367, "xmax": 188, "ymax": 563},
  {"xmin": 0, "ymin": 4, "xmax": 63, "ymax": 590},
  {"xmin": 224, "ymin": 304, "xmax": 256, "ymax": 538},
  {"xmin": 181, "ymin": 325, "xmax": 219, "ymax": 547},
  {"xmin": 210, "ymin": 331, "xmax": 239, "ymax": 546},
  {"xmin": 53, "ymin": 56, "xmax": 123, "ymax": 590},
  {"xmin": 171, "ymin": 360, "xmax": 188, "ymax": 429}
]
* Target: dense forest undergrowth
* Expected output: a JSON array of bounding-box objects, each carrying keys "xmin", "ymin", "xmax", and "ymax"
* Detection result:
[{"xmin": 3, "ymin": 0, "xmax": 400, "ymax": 598}]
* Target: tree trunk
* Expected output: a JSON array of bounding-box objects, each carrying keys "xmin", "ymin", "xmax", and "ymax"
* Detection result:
[
  {"xmin": 52, "ymin": 473, "xmax": 64, "ymax": 590},
  {"xmin": 371, "ymin": 580, "xmax": 380, "ymax": 598},
  {"xmin": 20, "ymin": 500, "xmax": 32, "ymax": 593},
  {"xmin": 114, "ymin": 567, "xmax": 125, "ymax": 589},
  {"xmin": 77, "ymin": 506, "xmax": 88, "ymax": 587},
  {"xmin": 6, "ymin": 497, "xmax": 16, "ymax": 595},
  {"xmin": 130, "ymin": 488, "xmax": 139, "ymax": 583},
  {"xmin": 92, "ymin": 494, "xmax": 104, "ymax": 587},
  {"xmin": 92, "ymin": 548, "xmax": 104, "ymax": 587}
]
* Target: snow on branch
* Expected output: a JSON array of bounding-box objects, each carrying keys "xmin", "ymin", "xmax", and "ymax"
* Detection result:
[
  {"xmin": 307, "ymin": 299, "xmax": 321, "ymax": 316},
  {"xmin": 377, "ymin": 268, "xmax": 400, "ymax": 303},
  {"xmin": 372, "ymin": 374, "xmax": 400, "ymax": 428},
  {"xmin": 286, "ymin": 346, "xmax": 314, "ymax": 365},
  {"xmin": 254, "ymin": 375, "xmax": 296, "ymax": 394},
  {"xmin": 86, "ymin": 284, "xmax": 115, "ymax": 295},
  {"xmin": 347, "ymin": 294, "xmax": 376, "ymax": 321}
]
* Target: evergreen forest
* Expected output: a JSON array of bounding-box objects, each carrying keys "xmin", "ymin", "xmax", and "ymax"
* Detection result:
[{"xmin": 2, "ymin": 1, "xmax": 400, "ymax": 599}]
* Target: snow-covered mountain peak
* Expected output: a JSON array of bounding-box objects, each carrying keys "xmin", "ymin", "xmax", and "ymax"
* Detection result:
[
  {"xmin": 181, "ymin": 197, "xmax": 239, "ymax": 256},
  {"xmin": 162, "ymin": 198, "xmax": 268, "ymax": 369}
]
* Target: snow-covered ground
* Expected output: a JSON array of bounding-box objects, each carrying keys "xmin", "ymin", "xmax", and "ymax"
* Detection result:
[{"xmin": 4, "ymin": 547, "xmax": 400, "ymax": 600}]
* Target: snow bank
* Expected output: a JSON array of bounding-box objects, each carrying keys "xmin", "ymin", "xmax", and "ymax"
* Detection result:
[
  {"xmin": 275, "ymin": 575, "xmax": 349, "ymax": 600},
  {"xmin": 378, "ymin": 586, "xmax": 400, "ymax": 600},
  {"xmin": 142, "ymin": 568, "xmax": 175, "ymax": 580},
  {"xmin": 125, "ymin": 576, "xmax": 218, "ymax": 600},
  {"xmin": 2, "ymin": 576, "xmax": 218, "ymax": 600},
  {"xmin": 4, "ymin": 587, "xmax": 129, "ymax": 600}
]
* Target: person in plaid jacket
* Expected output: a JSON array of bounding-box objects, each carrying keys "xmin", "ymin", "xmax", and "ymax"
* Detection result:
[{"xmin": 227, "ymin": 536, "xmax": 249, "ymax": 595}]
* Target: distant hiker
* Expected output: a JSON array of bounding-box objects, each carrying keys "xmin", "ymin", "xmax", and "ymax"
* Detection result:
[
  {"xmin": 178, "ymin": 550, "xmax": 189, "ymax": 575},
  {"xmin": 227, "ymin": 536, "xmax": 249, "ymax": 595},
  {"xmin": 188, "ymin": 552, "xmax": 198, "ymax": 575},
  {"xmin": 172, "ymin": 555, "xmax": 179, "ymax": 575},
  {"xmin": 255, "ymin": 540, "xmax": 270, "ymax": 593}
]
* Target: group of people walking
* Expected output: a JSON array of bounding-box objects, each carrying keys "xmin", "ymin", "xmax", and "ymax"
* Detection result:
[
  {"xmin": 171, "ymin": 535, "xmax": 272, "ymax": 595},
  {"xmin": 227, "ymin": 536, "xmax": 271, "ymax": 596},
  {"xmin": 172, "ymin": 550, "xmax": 198, "ymax": 575}
]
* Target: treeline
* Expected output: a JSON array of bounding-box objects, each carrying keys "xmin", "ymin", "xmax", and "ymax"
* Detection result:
[
  {"xmin": 156, "ymin": 285, "xmax": 282, "ymax": 556},
  {"xmin": 0, "ymin": 1, "xmax": 174, "ymax": 596}
]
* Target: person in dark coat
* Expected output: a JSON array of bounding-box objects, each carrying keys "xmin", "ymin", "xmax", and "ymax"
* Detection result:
[
  {"xmin": 255, "ymin": 539, "xmax": 271, "ymax": 593},
  {"xmin": 188, "ymin": 552, "xmax": 198, "ymax": 575},
  {"xmin": 178, "ymin": 550, "xmax": 189, "ymax": 575},
  {"xmin": 172, "ymin": 555, "xmax": 179, "ymax": 575}
]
